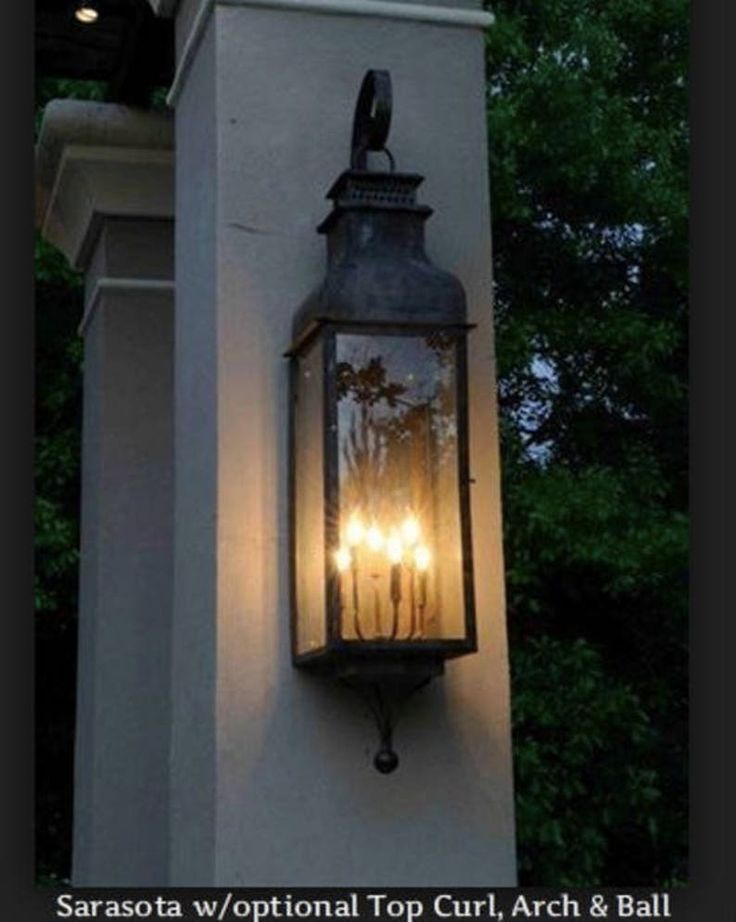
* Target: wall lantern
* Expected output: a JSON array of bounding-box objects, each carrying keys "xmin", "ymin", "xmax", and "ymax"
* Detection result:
[{"xmin": 288, "ymin": 70, "xmax": 477, "ymax": 773}]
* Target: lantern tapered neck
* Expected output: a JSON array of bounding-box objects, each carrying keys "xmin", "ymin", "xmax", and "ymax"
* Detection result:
[
  {"xmin": 318, "ymin": 69, "xmax": 432, "ymax": 257},
  {"xmin": 319, "ymin": 169, "xmax": 432, "ymax": 263},
  {"xmin": 288, "ymin": 69, "xmax": 467, "ymax": 344}
]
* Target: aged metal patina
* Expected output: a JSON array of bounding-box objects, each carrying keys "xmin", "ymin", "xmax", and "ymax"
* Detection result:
[{"xmin": 288, "ymin": 70, "xmax": 478, "ymax": 772}]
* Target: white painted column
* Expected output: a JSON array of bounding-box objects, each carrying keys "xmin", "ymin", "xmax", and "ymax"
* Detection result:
[
  {"xmin": 164, "ymin": 0, "xmax": 516, "ymax": 887},
  {"xmin": 36, "ymin": 102, "xmax": 175, "ymax": 885}
]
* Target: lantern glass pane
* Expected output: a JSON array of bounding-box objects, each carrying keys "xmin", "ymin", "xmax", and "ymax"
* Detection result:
[
  {"xmin": 334, "ymin": 331, "xmax": 466, "ymax": 642},
  {"xmin": 294, "ymin": 338, "xmax": 326, "ymax": 655}
]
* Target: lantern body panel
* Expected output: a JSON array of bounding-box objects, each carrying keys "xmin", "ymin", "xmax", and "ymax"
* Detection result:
[
  {"xmin": 293, "ymin": 338, "xmax": 327, "ymax": 657},
  {"xmin": 290, "ymin": 323, "xmax": 476, "ymax": 671},
  {"xmin": 289, "ymin": 165, "xmax": 477, "ymax": 678},
  {"xmin": 334, "ymin": 329, "xmax": 467, "ymax": 643}
]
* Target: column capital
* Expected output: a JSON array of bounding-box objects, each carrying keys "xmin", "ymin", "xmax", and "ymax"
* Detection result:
[
  {"xmin": 35, "ymin": 101, "xmax": 174, "ymax": 270},
  {"xmin": 166, "ymin": 0, "xmax": 494, "ymax": 106}
]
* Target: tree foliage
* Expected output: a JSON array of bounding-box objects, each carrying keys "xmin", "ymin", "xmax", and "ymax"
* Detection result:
[
  {"xmin": 35, "ymin": 265, "xmax": 83, "ymax": 883},
  {"xmin": 486, "ymin": 0, "xmax": 688, "ymax": 885}
]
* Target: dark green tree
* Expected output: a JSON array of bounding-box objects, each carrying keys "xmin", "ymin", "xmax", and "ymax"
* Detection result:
[
  {"xmin": 35, "ymin": 240, "xmax": 83, "ymax": 883},
  {"xmin": 486, "ymin": 0, "xmax": 687, "ymax": 885}
]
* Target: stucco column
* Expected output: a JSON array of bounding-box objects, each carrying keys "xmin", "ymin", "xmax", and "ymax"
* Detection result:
[
  {"xmin": 36, "ymin": 102, "xmax": 175, "ymax": 885},
  {"xmin": 162, "ymin": 0, "xmax": 516, "ymax": 887}
]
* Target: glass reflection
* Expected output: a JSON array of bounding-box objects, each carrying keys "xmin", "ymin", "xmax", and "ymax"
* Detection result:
[
  {"xmin": 335, "ymin": 332, "xmax": 464, "ymax": 642},
  {"xmin": 294, "ymin": 341, "xmax": 326, "ymax": 655}
]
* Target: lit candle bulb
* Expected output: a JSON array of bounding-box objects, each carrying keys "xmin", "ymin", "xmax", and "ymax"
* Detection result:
[
  {"xmin": 366, "ymin": 524, "xmax": 384, "ymax": 552},
  {"xmin": 386, "ymin": 534, "xmax": 403, "ymax": 565},
  {"xmin": 345, "ymin": 515, "xmax": 365, "ymax": 546},
  {"xmin": 414, "ymin": 545, "xmax": 431, "ymax": 571},
  {"xmin": 401, "ymin": 516, "xmax": 421, "ymax": 546}
]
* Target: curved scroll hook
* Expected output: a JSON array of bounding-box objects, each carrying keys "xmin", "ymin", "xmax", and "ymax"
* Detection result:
[{"xmin": 350, "ymin": 70, "xmax": 393, "ymax": 171}]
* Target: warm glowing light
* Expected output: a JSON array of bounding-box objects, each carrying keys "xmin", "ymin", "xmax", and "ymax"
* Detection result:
[
  {"xmin": 366, "ymin": 525, "xmax": 384, "ymax": 552},
  {"xmin": 75, "ymin": 5, "xmax": 99, "ymax": 23},
  {"xmin": 345, "ymin": 516, "xmax": 365, "ymax": 546},
  {"xmin": 401, "ymin": 516, "xmax": 421, "ymax": 545},
  {"xmin": 334, "ymin": 547, "xmax": 351, "ymax": 572},
  {"xmin": 414, "ymin": 546, "xmax": 431, "ymax": 571},
  {"xmin": 386, "ymin": 533, "xmax": 404, "ymax": 564}
]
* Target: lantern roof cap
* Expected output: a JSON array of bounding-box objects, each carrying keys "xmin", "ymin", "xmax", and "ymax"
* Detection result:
[{"xmin": 318, "ymin": 169, "xmax": 432, "ymax": 234}]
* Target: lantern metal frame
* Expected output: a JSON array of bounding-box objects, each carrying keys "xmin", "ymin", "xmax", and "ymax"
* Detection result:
[
  {"xmin": 286, "ymin": 71, "xmax": 477, "ymax": 684},
  {"xmin": 288, "ymin": 319, "xmax": 477, "ymax": 686},
  {"xmin": 287, "ymin": 70, "xmax": 479, "ymax": 694}
]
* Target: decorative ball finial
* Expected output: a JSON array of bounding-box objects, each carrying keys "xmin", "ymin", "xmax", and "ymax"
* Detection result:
[{"xmin": 374, "ymin": 746, "xmax": 399, "ymax": 774}]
